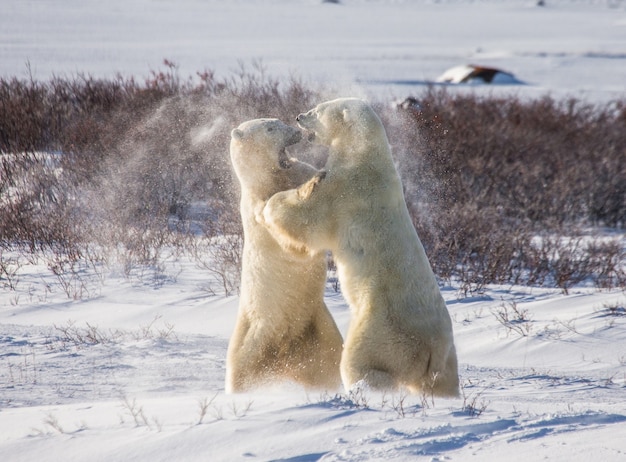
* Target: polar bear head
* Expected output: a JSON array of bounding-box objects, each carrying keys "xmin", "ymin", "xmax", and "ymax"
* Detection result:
[
  {"xmin": 295, "ymin": 98, "xmax": 388, "ymax": 153},
  {"xmin": 230, "ymin": 118, "xmax": 304, "ymax": 198}
]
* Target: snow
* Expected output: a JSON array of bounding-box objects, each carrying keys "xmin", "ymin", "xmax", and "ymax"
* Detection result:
[
  {"xmin": 2, "ymin": 255, "xmax": 625, "ymax": 461},
  {"xmin": 2, "ymin": 0, "xmax": 626, "ymax": 102},
  {"xmin": 2, "ymin": 0, "xmax": 626, "ymax": 461}
]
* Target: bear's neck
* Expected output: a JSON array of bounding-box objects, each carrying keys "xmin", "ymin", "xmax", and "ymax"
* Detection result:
[{"xmin": 242, "ymin": 172, "xmax": 295, "ymax": 203}]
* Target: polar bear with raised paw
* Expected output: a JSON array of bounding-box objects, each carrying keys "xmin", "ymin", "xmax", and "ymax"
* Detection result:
[
  {"xmin": 226, "ymin": 118, "xmax": 343, "ymax": 393},
  {"xmin": 262, "ymin": 99, "xmax": 459, "ymax": 397}
]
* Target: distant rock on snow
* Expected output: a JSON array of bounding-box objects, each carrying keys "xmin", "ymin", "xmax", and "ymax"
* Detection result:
[{"xmin": 436, "ymin": 64, "xmax": 525, "ymax": 85}]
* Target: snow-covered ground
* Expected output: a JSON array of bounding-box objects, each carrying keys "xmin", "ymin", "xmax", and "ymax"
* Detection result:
[
  {"xmin": 1, "ymin": 255, "xmax": 625, "ymax": 461},
  {"xmin": 2, "ymin": 0, "xmax": 626, "ymax": 460}
]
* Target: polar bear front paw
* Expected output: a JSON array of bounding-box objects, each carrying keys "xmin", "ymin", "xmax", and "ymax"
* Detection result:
[
  {"xmin": 297, "ymin": 170, "xmax": 326, "ymax": 200},
  {"xmin": 252, "ymin": 201, "xmax": 263, "ymax": 222}
]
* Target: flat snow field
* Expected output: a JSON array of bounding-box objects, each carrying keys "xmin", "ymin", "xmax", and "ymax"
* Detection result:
[
  {"xmin": 1, "ymin": 1, "xmax": 626, "ymax": 461},
  {"xmin": 1, "ymin": 257, "xmax": 625, "ymax": 461},
  {"xmin": 2, "ymin": 0, "xmax": 626, "ymax": 102}
]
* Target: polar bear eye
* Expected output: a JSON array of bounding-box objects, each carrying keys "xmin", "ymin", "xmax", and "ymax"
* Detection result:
[{"xmin": 267, "ymin": 127, "xmax": 274, "ymax": 132}]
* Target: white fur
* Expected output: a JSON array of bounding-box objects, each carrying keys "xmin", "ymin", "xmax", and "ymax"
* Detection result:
[
  {"xmin": 262, "ymin": 100, "xmax": 459, "ymax": 396},
  {"xmin": 226, "ymin": 118, "xmax": 342, "ymax": 393}
]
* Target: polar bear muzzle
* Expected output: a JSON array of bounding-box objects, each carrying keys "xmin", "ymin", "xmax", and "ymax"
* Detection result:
[
  {"xmin": 296, "ymin": 110, "xmax": 321, "ymax": 143},
  {"xmin": 296, "ymin": 111, "xmax": 314, "ymax": 128}
]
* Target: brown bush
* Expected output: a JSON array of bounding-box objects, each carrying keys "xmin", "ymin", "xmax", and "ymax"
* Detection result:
[
  {"xmin": 1, "ymin": 69, "xmax": 624, "ymax": 296},
  {"xmin": 386, "ymin": 89, "xmax": 626, "ymax": 228},
  {"xmin": 383, "ymin": 88, "xmax": 625, "ymax": 292},
  {"xmin": 1, "ymin": 63, "xmax": 324, "ymax": 293}
]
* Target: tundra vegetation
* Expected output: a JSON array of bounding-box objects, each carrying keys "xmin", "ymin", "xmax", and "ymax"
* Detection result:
[{"xmin": 1, "ymin": 63, "xmax": 625, "ymax": 297}]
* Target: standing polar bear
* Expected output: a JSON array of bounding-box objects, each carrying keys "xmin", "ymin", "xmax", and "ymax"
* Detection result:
[
  {"xmin": 262, "ymin": 99, "xmax": 459, "ymax": 397},
  {"xmin": 226, "ymin": 118, "xmax": 343, "ymax": 393}
]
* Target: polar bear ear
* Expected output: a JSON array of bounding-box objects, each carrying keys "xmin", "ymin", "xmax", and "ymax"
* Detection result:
[{"xmin": 231, "ymin": 128, "xmax": 244, "ymax": 141}]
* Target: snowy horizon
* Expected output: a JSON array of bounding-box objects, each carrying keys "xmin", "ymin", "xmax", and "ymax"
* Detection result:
[{"xmin": 2, "ymin": 0, "xmax": 626, "ymax": 103}]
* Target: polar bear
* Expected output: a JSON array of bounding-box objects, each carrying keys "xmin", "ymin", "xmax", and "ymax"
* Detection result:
[
  {"xmin": 226, "ymin": 118, "xmax": 343, "ymax": 393},
  {"xmin": 262, "ymin": 99, "xmax": 459, "ymax": 397}
]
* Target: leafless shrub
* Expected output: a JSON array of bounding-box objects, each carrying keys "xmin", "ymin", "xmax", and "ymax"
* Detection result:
[
  {"xmin": 546, "ymin": 317, "xmax": 580, "ymax": 339},
  {"xmin": 208, "ymin": 403, "xmax": 225, "ymax": 421},
  {"xmin": 196, "ymin": 393, "xmax": 219, "ymax": 425},
  {"xmin": 5, "ymin": 346, "xmax": 38, "ymax": 385},
  {"xmin": 0, "ymin": 151, "xmax": 79, "ymax": 251},
  {"xmin": 120, "ymin": 394, "xmax": 163, "ymax": 431},
  {"xmin": 415, "ymin": 204, "xmax": 533, "ymax": 295},
  {"xmin": 595, "ymin": 300, "xmax": 626, "ymax": 318},
  {"xmin": 54, "ymin": 320, "xmax": 122, "ymax": 348},
  {"xmin": 389, "ymin": 392, "xmax": 409, "ymax": 418},
  {"xmin": 121, "ymin": 396, "xmax": 150, "ymax": 428},
  {"xmin": 52, "ymin": 317, "xmax": 174, "ymax": 350},
  {"xmin": 586, "ymin": 239, "xmax": 626, "ymax": 289},
  {"xmin": 390, "ymin": 90, "xmax": 626, "ymax": 228},
  {"xmin": 0, "ymin": 250, "xmax": 22, "ymax": 290},
  {"xmin": 386, "ymin": 90, "xmax": 625, "ymax": 293},
  {"xmin": 1, "ymin": 68, "xmax": 624, "ymax": 295},
  {"xmin": 133, "ymin": 315, "xmax": 177, "ymax": 341},
  {"xmin": 319, "ymin": 382, "xmax": 371, "ymax": 410},
  {"xmin": 520, "ymin": 234, "xmax": 592, "ymax": 294},
  {"xmin": 230, "ymin": 399, "xmax": 254, "ymax": 419},
  {"xmin": 188, "ymin": 206, "xmax": 243, "ymax": 296},
  {"xmin": 379, "ymin": 391, "xmax": 424, "ymax": 418},
  {"xmin": 1, "ymin": 63, "xmax": 322, "ymax": 295},
  {"xmin": 43, "ymin": 413, "xmax": 65, "ymax": 434},
  {"xmin": 492, "ymin": 301, "xmax": 533, "ymax": 337},
  {"xmin": 459, "ymin": 379, "xmax": 490, "ymax": 418}
]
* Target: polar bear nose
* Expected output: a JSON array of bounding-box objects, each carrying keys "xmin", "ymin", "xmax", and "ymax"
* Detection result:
[{"xmin": 296, "ymin": 112, "xmax": 310, "ymax": 122}]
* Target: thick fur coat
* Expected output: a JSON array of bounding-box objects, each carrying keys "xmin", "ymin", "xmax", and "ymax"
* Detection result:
[
  {"xmin": 262, "ymin": 100, "xmax": 459, "ymax": 397},
  {"xmin": 226, "ymin": 118, "xmax": 342, "ymax": 393}
]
